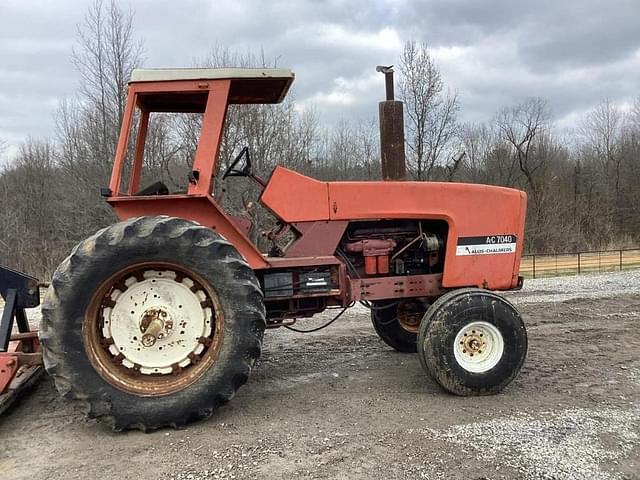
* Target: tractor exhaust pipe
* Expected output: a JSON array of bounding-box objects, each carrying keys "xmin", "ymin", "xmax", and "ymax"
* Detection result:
[{"xmin": 377, "ymin": 65, "xmax": 406, "ymax": 181}]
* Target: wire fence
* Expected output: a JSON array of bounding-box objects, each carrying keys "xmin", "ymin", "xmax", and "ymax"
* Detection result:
[{"xmin": 520, "ymin": 248, "xmax": 640, "ymax": 278}]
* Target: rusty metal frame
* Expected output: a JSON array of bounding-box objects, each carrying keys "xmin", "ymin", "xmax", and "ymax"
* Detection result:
[{"xmin": 350, "ymin": 273, "xmax": 445, "ymax": 302}]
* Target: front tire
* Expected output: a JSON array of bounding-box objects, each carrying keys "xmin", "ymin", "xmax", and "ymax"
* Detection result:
[
  {"xmin": 41, "ymin": 216, "xmax": 266, "ymax": 431},
  {"xmin": 417, "ymin": 288, "xmax": 527, "ymax": 396}
]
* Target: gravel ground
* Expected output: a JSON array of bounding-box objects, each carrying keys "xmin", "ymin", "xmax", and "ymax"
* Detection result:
[
  {"xmin": 503, "ymin": 269, "xmax": 640, "ymax": 304},
  {"xmin": 0, "ymin": 271, "xmax": 639, "ymax": 480}
]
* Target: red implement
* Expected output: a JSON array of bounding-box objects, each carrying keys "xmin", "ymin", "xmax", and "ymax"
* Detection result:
[{"xmin": 0, "ymin": 266, "xmax": 43, "ymax": 414}]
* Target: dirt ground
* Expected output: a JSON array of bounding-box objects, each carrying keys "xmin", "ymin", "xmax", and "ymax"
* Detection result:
[{"xmin": 1, "ymin": 271, "xmax": 639, "ymax": 480}]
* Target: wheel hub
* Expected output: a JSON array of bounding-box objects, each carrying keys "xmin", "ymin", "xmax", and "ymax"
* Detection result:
[
  {"xmin": 462, "ymin": 334, "xmax": 483, "ymax": 354},
  {"xmin": 396, "ymin": 300, "xmax": 424, "ymax": 333},
  {"xmin": 139, "ymin": 307, "xmax": 173, "ymax": 347},
  {"xmin": 453, "ymin": 321, "xmax": 504, "ymax": 373}
]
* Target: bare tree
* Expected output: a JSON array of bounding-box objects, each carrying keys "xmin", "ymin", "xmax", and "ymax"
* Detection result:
[
  {"xmin": 71, "ymin": 0, "xmax": 143, "ymax": 164},
  {"xmin": 457, "ymin": 122, "xmax": 511, "ymax": 184},
  {"xmin": 355, "ymin": 118, "xmax": 381, "ymax": 180},
  {"xmin": 398, "ymin": 41, "xmax": 460, "ymax": 180},
  {"xmin": 496, "ymin": 98, "xmax": 551, "ymax": 212},
  {"xmin": 579, "ymin": 99, "xmax": 626, "ymax": 200}
]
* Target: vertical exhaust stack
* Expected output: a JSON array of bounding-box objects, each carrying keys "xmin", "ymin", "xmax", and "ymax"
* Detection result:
[{"xmin": 377, "ymin": 65, "xmax": 406, "ymax": 180}]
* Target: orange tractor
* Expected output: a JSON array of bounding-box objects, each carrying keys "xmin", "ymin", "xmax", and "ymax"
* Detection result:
[{"xmin": 17, "ymin": 68, "xmax": 528, "ymax": 430}]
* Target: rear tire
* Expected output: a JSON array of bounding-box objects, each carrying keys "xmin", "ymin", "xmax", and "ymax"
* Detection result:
[
  {"xmin": 417, "ymin": 288, "xmax": 527, "ymax": 396},
  {"xmin": 41, "ymin": 216, "xmax": 266, "ymax": 431},
  {"xmin": 371, "ymin": 299, "xmax": 428, "ymax": 353}
]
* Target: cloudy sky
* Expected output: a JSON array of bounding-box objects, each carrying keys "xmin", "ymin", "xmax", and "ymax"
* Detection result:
[{"xmin": 1, "ymin": 0, "xmax": 639, "ymax": 159}]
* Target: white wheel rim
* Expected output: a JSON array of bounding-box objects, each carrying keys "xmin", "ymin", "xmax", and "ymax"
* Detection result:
[
  {"xmin": 453, "ymin": 321, "xmax": 504, "ymax": 373},
  {"xmin": 102, "ymin": 269, "xmax": 212, "ymax": 375}
]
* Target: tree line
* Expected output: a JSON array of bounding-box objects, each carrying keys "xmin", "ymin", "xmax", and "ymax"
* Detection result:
[{"xmin": 1, "ymin": 0, "xmax": 639, "ymax": 278}]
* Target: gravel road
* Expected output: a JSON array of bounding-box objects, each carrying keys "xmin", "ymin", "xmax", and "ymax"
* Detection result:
[{"xmin": 1, "ymin": 271, "xmax": 639, "ymax": 480}]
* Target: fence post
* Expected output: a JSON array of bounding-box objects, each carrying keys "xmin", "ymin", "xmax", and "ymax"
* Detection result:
[
  {"xmin": 620, "ymin": 250, "xmax": 623, "ymax": 271},
  {"xmin": 598, "ymin": 251, "xmax": 601, "ymax": 272},
  {"xmin": 532, "ymin": 255, "xmax": 536, "ymax": 279},
  {"xmin": 578, "ymin": 252, "xmax": 581, "ymax": 274}
]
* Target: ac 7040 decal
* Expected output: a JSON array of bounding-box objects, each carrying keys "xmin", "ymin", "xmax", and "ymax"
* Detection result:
[{"xmin": 456, "ymin": 235, "xmax": 517, "ymax": 256}]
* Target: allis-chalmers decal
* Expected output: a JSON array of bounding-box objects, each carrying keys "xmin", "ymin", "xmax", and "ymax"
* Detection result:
[{"xmin": 456, "ymin": 235, "xmax": 517, "ymax": 256}]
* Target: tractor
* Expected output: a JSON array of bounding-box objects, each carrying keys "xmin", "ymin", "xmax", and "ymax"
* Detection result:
[{"xmin": 37, "ymin": 68, "xmax": 528, "ymax": 431}]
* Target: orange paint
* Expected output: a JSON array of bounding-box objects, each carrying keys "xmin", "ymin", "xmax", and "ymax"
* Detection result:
[
  {"xmin": 260, "ymin": 167, "xmax": 329, "ymax": 221},
  {"xmin": 188, "ymin": 81, "xmax": 230, "ymax": 196}
]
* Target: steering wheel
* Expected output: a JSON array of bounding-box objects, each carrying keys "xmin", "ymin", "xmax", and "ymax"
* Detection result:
[{"xmin": 222, "ymin": 147, "xmax": 252, "ymax": 179}]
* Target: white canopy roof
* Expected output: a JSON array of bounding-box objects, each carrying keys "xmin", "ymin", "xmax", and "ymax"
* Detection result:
[{"xmin": 130, "ymin": 68, "xmax": 294, "ymax": 83}]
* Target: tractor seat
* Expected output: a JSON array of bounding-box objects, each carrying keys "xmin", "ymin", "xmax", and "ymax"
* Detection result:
[{"xmin": 135, "ymin": 181, "xmax": 169, "ymax": 196}]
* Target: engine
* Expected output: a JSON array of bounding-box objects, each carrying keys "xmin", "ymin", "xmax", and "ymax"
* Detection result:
[{"xmin": 339, "ymin": 220, "xmax": 446, "ymax": 277}]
